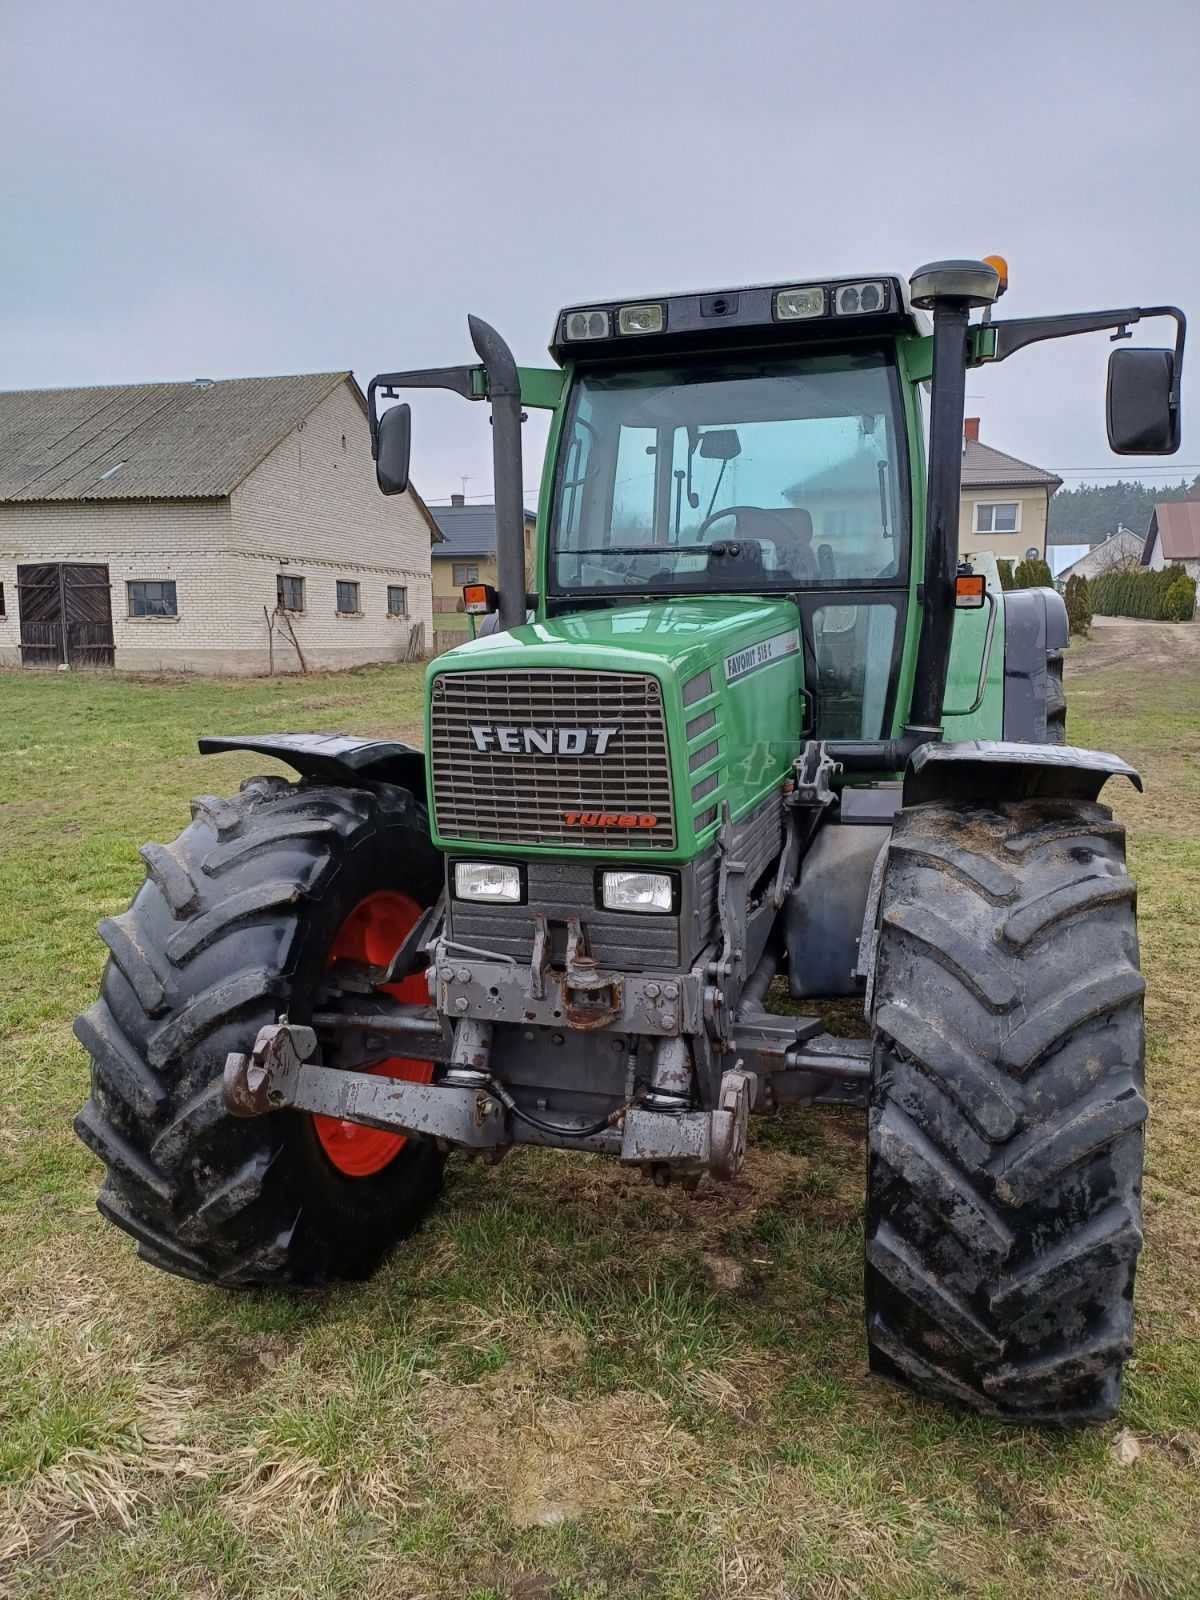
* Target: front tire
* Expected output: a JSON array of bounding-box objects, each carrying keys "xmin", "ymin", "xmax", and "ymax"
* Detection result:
[
  {"xmin": 73, "ymin": 776, "xmax": 445, "ymax": 1287},
  {"xmin": 865, "ymin": 796, "xmax": 1146, "ymax": 1422}
]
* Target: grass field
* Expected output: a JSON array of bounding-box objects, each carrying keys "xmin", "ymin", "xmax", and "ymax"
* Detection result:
[{"xmin": 1, "ymin": 639, "xmax": 1198, "ymax": 1599}]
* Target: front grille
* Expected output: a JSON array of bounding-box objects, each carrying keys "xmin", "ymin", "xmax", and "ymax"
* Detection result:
[{"xmin": 429, "ymin": 669, "xmax": 675, "ymax": 849}]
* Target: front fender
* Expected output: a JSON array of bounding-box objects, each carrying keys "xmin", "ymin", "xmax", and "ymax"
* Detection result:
[
  {"xmin": 198, "ymin": 733, "xmax": 426, "ymax": 797},
  {"xmin": 903, "ymin": 740, "xmax": 1142, "ymax": 806}
]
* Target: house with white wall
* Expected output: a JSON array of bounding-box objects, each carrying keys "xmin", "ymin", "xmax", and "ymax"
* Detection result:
[
  {"xmin": 1053, "ymin": 526, "xmax": 1145, "ymax": 583},
  {"xmin": 0, "ymin": 372, "xmax": 439, "ymax": 674},
  {"xmin": 959, "ymin": 418, "xmax": 1062, "ymax": 564},
  {"xmin": 1141, "ymin": 500, "xmax": 1200, "ymax": 581}
]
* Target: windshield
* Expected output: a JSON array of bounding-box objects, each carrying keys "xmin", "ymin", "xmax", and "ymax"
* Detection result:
[{"xmin": 549, "ymin": 350, "xmax": 908, "ymax": 596}]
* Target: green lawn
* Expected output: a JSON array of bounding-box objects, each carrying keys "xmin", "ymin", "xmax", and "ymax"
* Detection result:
[{"xmin": 1, "ymin": 652, "xmax": 1198, "ymax": 1599}]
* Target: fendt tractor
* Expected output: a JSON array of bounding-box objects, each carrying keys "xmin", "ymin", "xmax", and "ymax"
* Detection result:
[{"xmin": 74, "ymin": 259, "xmax": 1186, "ymax": 1422}]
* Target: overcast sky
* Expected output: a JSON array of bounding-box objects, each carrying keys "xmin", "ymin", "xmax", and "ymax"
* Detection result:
[{"xmin": 5, "ymin": 0, "xmax": 1198, "ymax": 505}]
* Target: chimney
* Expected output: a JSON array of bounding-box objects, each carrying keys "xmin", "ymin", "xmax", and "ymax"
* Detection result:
[
  {"xmin": 450, "ymin": 492, "xmax": 465, "ymax": 507},
  {"xmin": 963, "ymin": 417, "xmax": 981, "ymax": 445}
]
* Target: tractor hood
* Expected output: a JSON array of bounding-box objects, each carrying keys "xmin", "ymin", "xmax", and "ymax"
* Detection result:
[
  {"xmin": 430, "ymin": 596, "xmax": 802, "ymax": 680},
  {"xmin": 425, "ymin": 597, "xmax": 806, "ymax": 861}
]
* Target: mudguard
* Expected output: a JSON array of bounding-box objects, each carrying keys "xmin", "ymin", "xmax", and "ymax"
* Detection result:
[
  {"xmin": 198, "ymin": 733, "xmax": 426, "ymax": 796},
  {"xmin": 904, "ymin": 740, "xmax": 1142, "ymax": 805},
  {"xmin": 1003, "ymin": 587, "xmax": 1069, "ymax": 742}
]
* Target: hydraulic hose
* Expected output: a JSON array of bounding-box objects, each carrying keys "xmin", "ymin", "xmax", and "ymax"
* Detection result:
[{"xmin": 487, "ymin": 1078, "xmax": 616, "ymax": 1140}]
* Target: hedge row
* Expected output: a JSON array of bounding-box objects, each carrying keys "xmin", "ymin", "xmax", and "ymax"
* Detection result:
[
  {"xmin": 1064, "ymin": 574, "xmax": 1092, "ymax": 637},
  {"xmin": 1089, "ymin": 564, "xmax": 1197, "ymax": 622},
  {"xmin": 995, "ymin": 557, "xmax": 1054, "ymax": 591}
]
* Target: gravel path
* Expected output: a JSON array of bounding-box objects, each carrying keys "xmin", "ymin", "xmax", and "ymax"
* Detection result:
[{"xmin": 1069, "ymin": 614, "xmax": 1200, "ymax": 677}]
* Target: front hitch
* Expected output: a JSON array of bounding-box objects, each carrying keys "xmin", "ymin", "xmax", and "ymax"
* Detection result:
[{"xmin": 223, "ymin": 1018, "xmax": 756, "ymax": 1181}]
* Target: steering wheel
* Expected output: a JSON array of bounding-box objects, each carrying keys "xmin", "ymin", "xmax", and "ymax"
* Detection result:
[
  {"xmin": 696, "ymin": 504, "xmax": 796, "ymax": 543},
  {"xmin": 697, "ymin": 505, "xmax": 817, "ymax": 580}
]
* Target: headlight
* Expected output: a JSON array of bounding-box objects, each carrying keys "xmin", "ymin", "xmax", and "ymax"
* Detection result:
[
  {"xmin": 453, "ymin": 862, "xmax": 522, "ymax": 903},
  {"xmin": 599, "ymin": 870, "xmax": 675, "ymax": 913},
  {"xmin": 774, "ymin": 285, "xmax": 826, "ymax": 321},
  {"xmin": 833, "ymin": 280, "xmax": 889, "ymax": 315},
  {"xmin": 562, "ymin": 308, "xmax": 610, "ymax": 341},
  {"xmin": 617, "ymin": 302, "xmax": 665, "ymax": 335}
]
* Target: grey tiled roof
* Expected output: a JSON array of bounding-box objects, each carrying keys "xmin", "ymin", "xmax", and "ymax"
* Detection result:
[
  {"xmin": 961, "ymin": 439, "xmax": 1062, "ymax": 490},
  {"xmin": 0, "ymin": 372, "xmax": 351, "ymax": 502},
  {"xmin": 428, "ymin": 502, "xmax": 535, "ymax": 558}
]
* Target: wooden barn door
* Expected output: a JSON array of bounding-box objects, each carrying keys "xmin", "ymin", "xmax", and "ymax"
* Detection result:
[{"xmin": 17, "ymin": 563, "xmax": 115, "ymax": 667}]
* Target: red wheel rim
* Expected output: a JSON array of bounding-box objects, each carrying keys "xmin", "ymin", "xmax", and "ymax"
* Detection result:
[{"xmin": 311, "ymin": 890, "xmax": 432, "ymax": 1177}]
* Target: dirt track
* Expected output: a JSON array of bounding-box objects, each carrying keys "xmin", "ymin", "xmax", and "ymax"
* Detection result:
[{"xmin": 1069, "ymin": 614, "xmax": 1200, "ymax": 677}]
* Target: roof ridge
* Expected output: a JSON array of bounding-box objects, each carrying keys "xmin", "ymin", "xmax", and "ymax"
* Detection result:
[{"xmin": 0, "ymin": 370, "xmax": 350, "ymax": 399}]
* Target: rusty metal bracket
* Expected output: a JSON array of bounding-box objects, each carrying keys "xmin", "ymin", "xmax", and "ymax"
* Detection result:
[
  {"xmin": 562, "ymin": 916, "xmax": 624, "ymax": 1030},
  {"xmin": 619, "ymin": 1065, "xmax": 755, "ymax": 1181},
  {"xmin": 224, "ymin": 1021, "xmax": 317, "ymax": 1117},
  {"xmin": 528, "ymin": 913, "xmax": 549, "ymax": 1001},
  {"xmin": 710, "ymin": 1067, "xmax": 755, "ymax": 1180},
  {"xmin": 224, "ymin": 1019, "xmax": 508, "ymax": 1146}
]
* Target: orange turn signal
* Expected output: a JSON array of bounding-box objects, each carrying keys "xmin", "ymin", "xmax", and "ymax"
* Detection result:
[
  {"xmin": 955, "ymin": 573, "xmax": 986, "ymax": 609},
  {"xmin": 462, "ymin": 582, "xmax": 497, "ymax": 615}
]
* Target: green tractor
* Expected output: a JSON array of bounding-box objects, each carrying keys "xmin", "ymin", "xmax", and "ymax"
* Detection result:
[{"xmin": 74, "ymin": 259, "xmax": 1185, "ymax": 1422}]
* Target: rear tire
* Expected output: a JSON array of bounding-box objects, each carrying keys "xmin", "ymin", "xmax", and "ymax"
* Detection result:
[
  {"xmin": 73, "ymin": 776, "xmax": 445, "ymax": 1287},
  {"xmin": 865, "ymin": 796, "xmax": 1145, "ymax": 1422}
]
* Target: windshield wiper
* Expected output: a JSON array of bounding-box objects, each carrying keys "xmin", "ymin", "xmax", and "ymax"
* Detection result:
[{"xmin": 567, "ymin": 543, "xmax": 714, "ymax": 557}]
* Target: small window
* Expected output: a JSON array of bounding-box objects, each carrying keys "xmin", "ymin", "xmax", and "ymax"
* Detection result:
[
  {"xmin": 452, "ymin": 561, "xmax": 480, "ymax": 585},
  {"xmin": 127, "ymin": 580, "xmax": 178, "ymax": 618},
  {"xmin": 387, "ymin": 585, "xmax": 408, "ymax": 616},
  {"xmin": 975, "ymin": 501, "xmax": 1020, "ymax": 534},
  {"xmin": 277, "ymin": 574, "xmax": 305, "ymax": 612},
  {"xmin": 336, "ymin": 580, "xmax": 361, "ymax": 614},
  {"xmin": 0, "ymin": 582, "xmax": 5, "ymax": 618},
  {"xmin": 813, "ymin": 602, "xmax": 898, "ymax": 740}
]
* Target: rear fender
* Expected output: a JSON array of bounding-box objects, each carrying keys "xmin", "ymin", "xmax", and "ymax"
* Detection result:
[
  {"xmin": 903, "ymin": 740, "xmax": 1142, "ymax": 806},
  {"xmin": 1003, "ymin": 587, "xmax": 1069, "ymax": 742},
  {"xmin": 198, "ymin": 733, "xmax": 426, "ymax": 797}
]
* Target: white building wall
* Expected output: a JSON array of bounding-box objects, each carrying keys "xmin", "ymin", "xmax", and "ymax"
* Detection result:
[
  {"xmin": 227, "ymin": 381, "xmax": 433, "ymax": 672},
  {"xmin": 1142, "ymin": 532, "xmax": 1200, "ymax": 579},
  {"xmin": 0, "ymin": 380, "xmax": 435, "ymax": 674},
  {"xmin": 958, "ymin": 488, "xmax": 1051, "ymax": 562},
  {"xmin": 0, "ymin": 498, "xmax": 231, "ymax": 670}
]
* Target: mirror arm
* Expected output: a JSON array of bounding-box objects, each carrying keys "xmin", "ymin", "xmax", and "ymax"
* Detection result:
[
  {"xmin": 989, "ymin": 305, "xmax": 1186, "ymax": 402},
  {"xmin": 1140, "ymin": 306, "xmax": 1187, "ymax": 408},
  {"xmin": 367, "ymin": 365, "xmax": 483, "ymax": 458}
]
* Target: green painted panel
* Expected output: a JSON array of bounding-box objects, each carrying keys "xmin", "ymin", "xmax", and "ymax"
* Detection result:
[
  {"xmin": 518, "ymin": 367, "xmax": 566, "ymax": 410},
  {"xmin": 425, "ymin": 597, "xmax": 803, "ymax": 862},
  {"xmin": 942, "ymin": 551, "xmax": 1005, "ymax": 739},
  {"xmin": 897, "ymin": 332, "xmax": 933, "ymax": 385}
]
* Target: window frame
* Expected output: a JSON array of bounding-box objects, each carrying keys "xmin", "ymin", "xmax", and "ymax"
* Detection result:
[
  {"xmin": 0, "ymin": 582, "xmax": 5, "ymax": 619},
  {"xmin": 974, "ymin": 500, "xmax": 1021, "ymax": 535},
  {"xmin": 793, "ymin": 588, "xmax": 907, "ymax": 742},
  {"xmin": 386, "ymin": 584, "xmax": 409, "ymax": 617},
  {"xmin": 451, "ymin": 561, "xmax": 481, "ymax": 586},
  {"xmin": 126, "ymin": 579, "xmax": 179, "ymax": 619},
  {"xmin": 276, "ymin": 573, "xmax": 305, "ymax": 613},
  {"xmin": 335, "ymin": 579, "xmax": 362, "ymax": 616},
  {"xmin": 546, "ymin": 345, "xmax": 912, "ymax": 600}
]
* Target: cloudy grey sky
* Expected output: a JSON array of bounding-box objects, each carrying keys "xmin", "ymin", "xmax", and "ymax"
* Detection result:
[{"xmin": 5, "ymin": 0, "xmax": 1199, "ymax": 505}]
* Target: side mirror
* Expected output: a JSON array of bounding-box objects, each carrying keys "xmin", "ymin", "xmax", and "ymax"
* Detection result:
[
  {"xmin": 1107, "ymin": 347, "xmax": 1180, "ymax": 455},
  {"xmin": 376, "ymin": 402, "xmax": 412, "ymax": 494}
]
